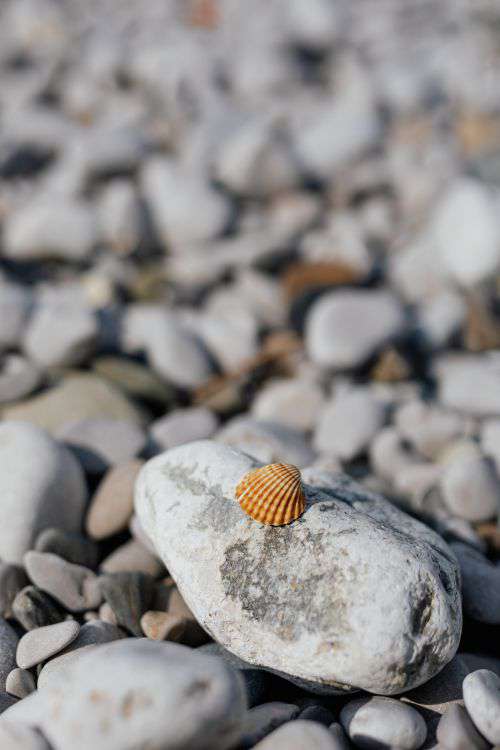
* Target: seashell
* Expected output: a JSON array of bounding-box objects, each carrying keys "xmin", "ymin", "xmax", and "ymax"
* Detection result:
[{"xmin": 235, "ymin": 463, "xmax": 305, "ymax": 526}]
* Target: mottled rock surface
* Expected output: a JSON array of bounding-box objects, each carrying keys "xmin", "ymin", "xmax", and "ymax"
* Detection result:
[{"xmin": 135, "ymin": 440, "xmax": 461, "ymax": 695}]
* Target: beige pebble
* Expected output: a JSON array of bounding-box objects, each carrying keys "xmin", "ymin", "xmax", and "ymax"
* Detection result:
[
  {"xmin": 140, "ymin": 611, "xmax": 187, "ymax": 642},
  {"xmin": 86, "ymin": 459, "xmax": 144, "ymax": 540}
]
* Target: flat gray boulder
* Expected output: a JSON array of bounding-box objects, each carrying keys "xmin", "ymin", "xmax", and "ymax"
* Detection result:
[{"xmin": 135, "ymin": 441, "xmax": 462, "ymax": 695}]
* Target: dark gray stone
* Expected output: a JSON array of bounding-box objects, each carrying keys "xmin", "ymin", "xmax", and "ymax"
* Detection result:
[
  {"xmin": 12, "ymin": 586, "xmax": 66, "ymax": 630},
  {"xmin": 0, "ymin": 619, "xmax": 18, "ymax": 692},
  {"xmin": 35, "ymin": 528, "xmax": 99, "ymax": 570},
  {"xmin": 241, "ymin": 702, "xmax": 299, "ymax": 747},
  {"xmin": 99, "ymin": 572, "xmax": 155, "ymax": 636},
  {"xmin": 0, "ymin": 564, "xmax": 29, "ymax": 619}
]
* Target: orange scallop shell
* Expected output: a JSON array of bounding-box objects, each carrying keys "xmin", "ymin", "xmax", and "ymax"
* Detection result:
[{"xmin": 235, "ymin": 463, "xmax": 305, "ymax": 526}]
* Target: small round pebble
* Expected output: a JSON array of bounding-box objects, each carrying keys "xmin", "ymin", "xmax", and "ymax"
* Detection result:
[
  {"xmin": 5, "ymin": 668, "xmax": 36, "ymax": 699},
  {"xmin": 463, "ymin": 669, "xmax": 500, "ymax": 744},
  {"xmin": 16, "ymin": 620, "xmax": 80, "ymax": 669},
  {"xmin": 252, "ymin": 720, "xmax": 346, "ymax": 749},
  {"xmin": 341, "ymin": 696, "xmax": 427, "ymax": 750},
  {"xmin": 437, "ymin": 704, "xmax": 489, "ymax": 750},
  {"xmin": 86, "ymin": 459, "xmax": 144, "ymax": 540}
]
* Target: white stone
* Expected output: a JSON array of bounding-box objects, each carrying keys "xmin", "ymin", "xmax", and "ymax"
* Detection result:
[
  {"xmin": 340, "ymin": 696, "xmax": 427, "ymax": 750},
  {"xmin": 216, "ymin": 417, "xmax": 314, "ymax": 468},
  {"xmin": 141, "ymin": 157, "xmax": 230, "ymax": 247},
  {"xmin": 252, "ymin": 378, "xmax": 324, "ymax": 432},
  {"xmin": 3, "ymin": 640, "xmax": 247, "ymax": 750},
  {"xmin": 151, "ymin": 407, "xmax": 218, "ymax": 451},
  {"xmin": 285, "ymin": 0, "xmax": 341, "ymax": 50},
  {"xmin": 98, "ymin": 179, "xmax": 141, "ymax": 255},
  {"xmin": 135, "ymin": 440, "xmax": 461, "ymax": 695},
  {"xmin": 214, "ymin": 116, "xmax": 298, "ymax": 197},
  {"xmin": 431, "ymin": 179, "xmax": 500, "ymax": 287},
  {"xmin": 3, "ymin": 197, "xmax": 97, "ymax": 261},
  {"xmin": 439, "ymin": 441, "xmax": 499, "ymax": 522},
  {"xmin": 294, "ymin": 59, "xmax": 380, "ymax": 179},
  {"xmin": 418, "ymin": 290, "xmax": 466, "ymax": 349},
  {"xmin": 463, "ymin": 670, "xmax": 500, "ymax": 745},
  {"xmin": 314, "ymin": 387, "xmax": 385, "ymax": 461},
  {"xmin": 0, "ymin": 722, "xmax": 51, "ymax": 750},
  {"xmin": 437, "ymin": 354, "xmax": 500, "ymax": 416},
  {"xmin": 306, "ymin": 289, "xmax": 404, "ymax": 370},
  {"xmin": 481, "ymin": 418, "xmax": 500, "ymax": 473},
  {"xmin": 122, "ymin": 305, "xmax": 213, "ymax": 389},
  {"xmin": 0, "ymin": 356, "xmax": 41, "ymax": 405},
  {"xmin": 395, "ymin": 401, "xmax": 466, "ymax": 460},
  {"xmin": 0, "ymin": 422, "xmax": 86, "ymax": 564},
  {"xmin": 23, "ymin": 297, "xmax": 98, "ymax": 369}
]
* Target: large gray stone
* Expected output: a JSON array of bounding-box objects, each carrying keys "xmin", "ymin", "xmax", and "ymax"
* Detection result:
[
  {"xmin": 135, "ymin": 440, "xmax": 462, "ymax": 695},
  {"xmin": 0, "ymin": 422, "xmax": 87, "ymax": 564},
  {"xmin": 3, "ymin": 640, "xmax": 247, "ymax": 750}
]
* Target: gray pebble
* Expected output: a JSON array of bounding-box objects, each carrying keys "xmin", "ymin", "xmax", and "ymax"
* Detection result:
[
  {"xmin": 35, "ymin": 528, "xmax": 99, "ymax": 569},
  {"xmin": 0, "ymin": 721, "xmax": 51, "ymax": 749},
  {"xmin": 437, "ymin": 704, "xmax": 489, "ymax": 750},
  {"xmin": 24, "ymin": 551, "xmax": 101, "ymax": 613},
  {"xmin": 23, "ymin": 298, "xmax": 98, "ymax": 369},
  {"xmin": 0, "ymin": 564, "xmax": 29, "ymax": 619},
  {"xmin": 12, "ymin": 586, "xmax": 66, "ymax": 630},
  {"xmin": 0, "ymin": 619, "xmax": 19, "ymax": 692},
  {"xmin": 0, "ymin": 281, "xmax": 30, "ymax": 353},
  {"xmin": 298, "ymin": 704, "xmax": 336, "ymax": 727},
  {"xmin": 216, "ymin": 416, "xmax": 314, "ymax": 467},
  {"xmin": 100, "ymin": 539, "xmax": 163, "ymax": 577},
  {"xmin": 0, "ymin": 693, "xmax": 18, "ymax": 715},
  {"xmin": 0, "ymin": 355, "xmax": 41, "ymax": 404},
  {"xmin": 3, "ymin": 197, "xmax": 97, "ymax": 262},
  {"xmin": 241, "ymin": 702, "xmax": 299, "ymax": 747},
  {"xmin": 0, "ymin": 422, "xmax": 87, "ymax": 564},
  {"xmin": 329, "ymin": 723, "xmax": 353, "ymax": 749},
  {"xmin": 99, "ymin": 572, "xmax": 156, "ymax": 636},
  {"xmin": 451, "ymin": 542, "xmax": 500, "ymax": 623},
  {"xmin": 150, "ymin": 407, "xmax": 218, "ymax": 451},
  {"xmin": 253, "ymin": 720, "xmax": 346, "ymax": 749},
  {"xmin": 17, "ymin": 620, "xmax": 80, "ymax": 669},
  {"xmin": 5, "ymin": 668, "xmax": 36, "ymax": 699},
  {"xmin": 341, "ymin": 696, "xmax": 427, "ymax": 749},
  {"xmin": 463, "ymin": 669, "xmax": 500, "ymax": 744},
  {"xmin": 57, "ymin": 417, "xmax": 146, "ymax": 474}
]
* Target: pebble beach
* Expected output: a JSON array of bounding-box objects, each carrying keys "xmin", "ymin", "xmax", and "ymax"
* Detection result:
[{"xmin": 1, "ymin": 1, "xmax": 500, "ymax": 748}]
